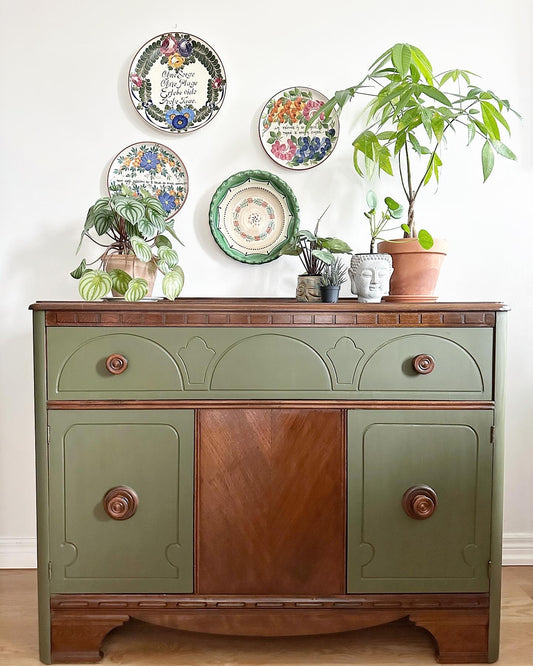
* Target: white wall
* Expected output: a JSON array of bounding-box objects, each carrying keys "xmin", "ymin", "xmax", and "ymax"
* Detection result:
[{"xmin": 1, "ymin": 0, "xmax": 532, "ymax": 566}]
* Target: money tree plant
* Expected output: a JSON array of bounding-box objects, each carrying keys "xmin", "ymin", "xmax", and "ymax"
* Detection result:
[
  {"xmin": 311, "ymin": 43, "xmax": 518, "ymax": 248},
  {"xmin": 71, "ymin": 186, "xmax": 184, "ymax": 301}
]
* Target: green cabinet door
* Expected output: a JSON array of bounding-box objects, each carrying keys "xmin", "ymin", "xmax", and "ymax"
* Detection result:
[
  {"xmin": 347, "ymin": 409, "xmax": 493, "ymax": 593},
  {"xmin": 48, "ymin": 410, "xmax": 194, "ymax": 593}
]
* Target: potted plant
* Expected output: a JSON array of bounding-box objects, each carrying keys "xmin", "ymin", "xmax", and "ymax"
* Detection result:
[
  {"xmin": 348, "ymin": 191, "xmax": 400, "ymax": 302},
  {"xmin": 320, "ymin": 256, "xmax": 348, "ymax": 303},
  {"xmin": 71, "ymin": 186, "xmax": 185, "ymax": 301},
  {"xmin": 310, "ymin": 43, "xmax": 518, "ymax": 301},
  {"xmin": 280, "ymin": 206, "xmax": 352, "ymax": 302}
]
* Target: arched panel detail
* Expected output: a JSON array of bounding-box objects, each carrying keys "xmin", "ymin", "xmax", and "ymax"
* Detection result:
[
  {"xmin": 358, "ymin": 333, "xmax": 484, "ymax": 393},
  {"xmin": 211, "ymin": 334, "xmax": 331, "ymax": 391}
]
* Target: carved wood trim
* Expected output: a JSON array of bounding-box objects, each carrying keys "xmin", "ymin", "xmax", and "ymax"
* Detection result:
[
  {"xmin": 47, "ymin": 399, "xmax": 496, "ymax": 410},
  {"xmin": 51, "ymin": 593, "xmax": 489, "ymax": 611}
]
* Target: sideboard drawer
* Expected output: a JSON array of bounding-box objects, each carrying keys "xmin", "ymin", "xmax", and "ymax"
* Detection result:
[{"xmin": 46, "ymin": 326, "xmax": 493, "ymax": 400}]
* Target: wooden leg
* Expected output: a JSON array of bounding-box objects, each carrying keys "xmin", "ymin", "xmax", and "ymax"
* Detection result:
[
  {"xmin": 51, "ymin": 613, "xmax": 129, "ymax": 663},
  {"xmin": 409, "ymin": 610, "xmax": 489, "ymax": 663}
]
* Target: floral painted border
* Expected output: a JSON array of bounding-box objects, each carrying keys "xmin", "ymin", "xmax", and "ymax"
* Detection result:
[
  {"xmin": 107, "ymin": 142, "xmax": 188, "ymax": 219},
  {"xmin": 259, "ymin": 87, "xmax": 339, "ymax": 170},
  {"xmin": 129, "ymin": 32, "xmax": 226, "ymax": 133}
]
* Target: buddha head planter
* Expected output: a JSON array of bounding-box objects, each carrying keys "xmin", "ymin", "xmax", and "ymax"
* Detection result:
[{"xmin": 349, "ymin": 253, "xmax": 393, "ymax": 303}]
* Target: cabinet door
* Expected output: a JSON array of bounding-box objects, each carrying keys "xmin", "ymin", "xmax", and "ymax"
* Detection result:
[
  {"xmin": 347, "ymin": 409, "xmax": 493, "ymax": 593},
  {"xmin": 48, "ymin": 410, "xmax": 194, "ymax": 593},
  {"xmin": 197, "ymin": 409, "xmax": 346, "ymax": 595}
]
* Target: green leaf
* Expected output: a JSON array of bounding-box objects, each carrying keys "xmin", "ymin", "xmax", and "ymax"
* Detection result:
[
  {"xmin": 401, "ymin": 223, "xmax": 411, "ymax": 235},
  {"xmin": 78, "ymin": 270, "xmax": 112, "ymax": 301},
  {"xmin": 391, "ymin": 43, "xmax": 412, "ymax": 78},
  {"xmin": 492, "ymin": 140, "xmax": 517, "ymax": 160},
  {"xmin": 124, "ymin": 277, "xmax": 149, "ymax": 302},
  {"xmin": 431, "ymin": 113, "xmax": 445, "ymax": 142},
  {"xmin": 467, "ymin": 121, "xmax": 476, "ymax": 146},
  {"xmin": 417, "ymin": 229, "xmax": 434, "ymax": 250},
  {"xmin": 299, "ymin": 229, "xmax": 317, "ymax": 241},
  {"xmin": 384, "ymin": 196, "xmax": 401, "ymax": 211},
  {"xmin": 155, "ymin": 235, "xmax": 172, "ymax": 248},
  {"xmin": 93, "ymin": 207, "xmax": 115, "ymax": 235},
  {"xmin": 162, "ymin": 267, "xmax": 185, "ymax": 300},
  {"xmin": 321, "ymin": 238, "xmax": 352, "ymax": 253},
  {"xmin": 312, "ymin": 249, "xmax": 334, "ymax": 264},
  {"xmin": 482, "ymin": 140, "xmax": 495, "ymax": 182},
  {"xmin": 480, "ymin": 101, "xmax": 500, "ymax": 140},
  {"xmin": 111, "ymin": 196, "xmax": 145, "ymax": 224},
  {"xmin": 410, "ymin": 45, "xmax": 433, "ymax": 84},
  {"xmin": 108, "ymin": 268, "xmax": 131, "ymax": 295},
  {"xmin": 419, "ymin": 84, "xmax": 452, "ymax": 107},
  {"xmin": 130, "ymin": 236, "xmax": 153, "ymax": 262},
  {"xmin": 136, "ymin": 217, "xmax": 156, "ymax": 238},
  {"xmin": 158, "ymin": 246, "xmax": 179, "ymax": 267},
  {"xmin": 366, "ymin": 190, "xmax": 378, "ymax": 209},
  {"xmin": 70, "ymin": 259, "xmax": 86, "ymax": 279}
]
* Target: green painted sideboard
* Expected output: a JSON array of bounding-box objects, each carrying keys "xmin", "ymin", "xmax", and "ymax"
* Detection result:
[{"xmin": 31, "ymin": 299, "xmax": 508, "ymax": 664}]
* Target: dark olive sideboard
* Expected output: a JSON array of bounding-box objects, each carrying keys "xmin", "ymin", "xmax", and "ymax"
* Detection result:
[{"xmin": 31, "ymin": 299, "xmax": 508, "ymax": 663}]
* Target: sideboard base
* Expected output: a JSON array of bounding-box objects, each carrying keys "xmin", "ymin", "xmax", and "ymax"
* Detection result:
[{"xmin": 50, "ymin": 593, "xmax": 490, "ymax": 664}]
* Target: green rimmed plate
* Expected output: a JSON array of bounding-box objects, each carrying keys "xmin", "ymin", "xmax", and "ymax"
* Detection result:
[{"xmin": 209, "ymin": 170, "xmax": 299, "ymax": 264}]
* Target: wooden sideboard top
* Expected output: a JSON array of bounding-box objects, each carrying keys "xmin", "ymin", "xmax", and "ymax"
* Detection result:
[{"xmin": 30, "ymin": 299, "xmax": 508, "ymax": 328}]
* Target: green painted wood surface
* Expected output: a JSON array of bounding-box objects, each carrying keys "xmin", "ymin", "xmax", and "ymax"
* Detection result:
[
  {"xmin": 48, "ymin": 410, "xmax": 194, "ymax": 593},
  {"xmin": 347, "ymin": 409, "xmax": 493, "ymax": 593},
  {"xmin": 488, "ymin": 311, "xmax": 508, "ymax": 662},
  {"xmin": 32, "ymin": 311, "xmax": 52, "ymax": 664},
  {"xmin": 46, "ymin": 327, "xmax": 493, "ymax": 401}
]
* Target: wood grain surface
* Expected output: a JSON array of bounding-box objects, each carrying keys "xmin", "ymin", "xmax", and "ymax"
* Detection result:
[{"xmin": 196, "ymin": 409, "xmax": 345, "ymax": 595}]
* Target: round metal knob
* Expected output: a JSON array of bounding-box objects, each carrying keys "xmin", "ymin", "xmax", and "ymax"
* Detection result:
[
  {"xmin": 103, "ymin": 486, "xmax": 138, "ymax": 520},
  {"xmin": 402, "ymin": 485, "xmax": 438, "ymax": 520},
  {"xmin": 106, "ymin": 353, "xmax": 128, "ymax": 375},
  {"xmin": 413, "ymin": 354, "xmax": 435, "ymax": 374}
]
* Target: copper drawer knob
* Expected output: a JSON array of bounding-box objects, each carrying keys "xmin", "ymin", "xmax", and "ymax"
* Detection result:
[
  {"xmin": 103, "ymin": 486, "xmax": 138, "ymax": 520},
  {"xmin": 413, "ymin": 354, "xmax": 435, "ymax": 374},
  {"xmin": 402, "ymin": 485, "xmax": 438, "ymax": 520},
  {"xmin": 106, "ymin": 353, "xmax": 128, "ymax": 375}
]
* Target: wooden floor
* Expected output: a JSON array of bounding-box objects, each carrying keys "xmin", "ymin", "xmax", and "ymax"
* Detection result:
[{"xmin": 1, "ymin": 568, "xmax": 532, "ymax": 665}]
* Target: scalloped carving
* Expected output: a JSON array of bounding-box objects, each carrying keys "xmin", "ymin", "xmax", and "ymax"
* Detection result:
[
  {"xmin": 177, "ymin": 336, "xmax": 216, "ymax": 385},
  {"xmin": 326, "ymin": 337, "xmax": 364, "ymax": 385}
]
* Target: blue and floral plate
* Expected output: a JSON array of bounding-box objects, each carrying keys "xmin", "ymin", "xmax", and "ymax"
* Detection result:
[
  {"xmin": 129, "ymin": 32, "xmax": 226, "ymax": 133},
  {"xmin": 107, "ymin": 142, "xmax": 188, "ymax": 219},
  {"xmin": 259, "ymin": 86, "xmax": 339, "ymax": 170}
]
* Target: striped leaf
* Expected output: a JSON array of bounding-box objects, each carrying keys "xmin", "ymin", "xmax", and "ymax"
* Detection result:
[
  {"xmin": 108, "ymin": 269, "xmax": 132, "ymax": 295},
  {"xmin": 162, "ymin": 267, "xmax": 185, "ymax": 300},
  {"xmin": 70, "ymin": 259, "xmax": 86, "ymax": 279},
  {"xmin": 130, "ymin": 236, "xmax": 153, "ymax": 263},
  {"xmin": 111, "ymin": 196, "xmax": 145, "ymax": 224},
  {"xmin": 78, "ymin": 270, "xmax": 112, "ymax": 301},
  {"xmin": 158, "ymin": 246, "xmax": 179, "ymax": 267},
  {"xmin": 124, "ymin": 278, "xmax": 149, "ymax": 302}
]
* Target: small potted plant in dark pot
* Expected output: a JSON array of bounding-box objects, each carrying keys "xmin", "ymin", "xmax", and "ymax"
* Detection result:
[{"xmin": 320, "ymin": 256, "xmax": 348, "ymax": 303}]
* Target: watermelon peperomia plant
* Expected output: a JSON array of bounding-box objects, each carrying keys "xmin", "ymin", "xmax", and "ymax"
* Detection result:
[{"xmin": 71, "ymin": 186, "xmax": 184, "ymax": 301}]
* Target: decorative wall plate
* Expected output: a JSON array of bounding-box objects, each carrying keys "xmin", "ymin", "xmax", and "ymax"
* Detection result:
[
  {"xmin": 259, "ymin": 86, "xmax": 339, "ymax": 170},
  {"xmin": 129, "ymin": 32, "xmax": 226, "ymax": 133},
  {"xmin": 107, "ymin": 142, "xmax": 188, "ymax": 219},
  {"xmin": 209, "ymin": 170, "xmax": 299, "ymax": 264}
]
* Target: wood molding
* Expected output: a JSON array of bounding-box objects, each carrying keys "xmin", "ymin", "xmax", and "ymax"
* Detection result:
[{"xmin": 47, "ymin": 399, "xmax": 496, "ymax": 410}]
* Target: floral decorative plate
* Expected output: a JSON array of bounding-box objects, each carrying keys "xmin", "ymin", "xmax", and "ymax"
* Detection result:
[
  {"xmin": 129, "ymin": 32, "xmax": 226, "ymax": 133},
  {"xmin": 107, "ymin": 142, "xmax": 188, "ymax": 219},
  {"xmin": 259, "ymin": 86, "xmax": 339, "ymax": 170},
  {"xmin": 209, "ymin": 170, "xmax": 299, "ymax": 264}
]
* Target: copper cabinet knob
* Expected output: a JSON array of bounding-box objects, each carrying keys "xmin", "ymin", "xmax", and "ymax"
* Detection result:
[
  {"xmin": 105, "ymin": 353, "xmax": 128, "ymax": 375},
  {"xmin": 402, "ymin": 485, "xmax": 438, "ymax": 520},
  {"xmin": 103, "ymin": 486, "xmax": 138, "ymax": 520},
  {"xmin": 412, "ymin": 354, "xmax": 435, "ymax": 374}
]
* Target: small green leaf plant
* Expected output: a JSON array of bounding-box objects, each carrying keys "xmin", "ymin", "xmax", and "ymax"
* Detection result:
[
  {"xmin": 280, "ymin": 205, "xmax": 352, "ymax": 275},
  {"xmin": 320, "ymin": 256, "xmax": 348, "ymax": 287},
  {"xmin": 71, "ymin": 186, "xmax": 184, "ymax": 301},
  {"xmin": 308, "ymin": 43, "xmax": 519, "ymax": 246},
  {"xmin": 362, "ymin": 190, "xmax": 430, "ymax": 253}
]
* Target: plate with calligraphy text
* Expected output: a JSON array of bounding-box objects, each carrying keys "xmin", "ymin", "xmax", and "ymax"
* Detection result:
[
  {"xmin": 129, "ymin": 32, "xmax": 226, "ymax": 133},
  {"xmin": 209, "ymin": 170, "xmax": 299, "ymax": 264},
  {"xmin": 259, "ymin": 86, "xmax": 339, "ymax": 170},
  {"xmin": 107, "ymin": 142, "xmax": 188, "ymax": 220}
]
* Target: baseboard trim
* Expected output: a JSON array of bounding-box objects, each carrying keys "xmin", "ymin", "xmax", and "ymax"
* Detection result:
[
  {"xmin": 1, "ymin": 533, "xmax": 532, "ymax": 569},
  {"xmin": 0, "ymin": 538, "xmax": 37, "ymax": 568}
]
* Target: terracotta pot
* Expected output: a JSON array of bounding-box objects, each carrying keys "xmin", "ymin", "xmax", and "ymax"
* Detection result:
[
  {"xmin": 296, "ymin": 275, "xmax": 321, "ymax": 302},
  {"xmin": 377, "ymin": 239, "xmax": 447, "ymax": 303},
  {"xmin": 103, "ymin": 254, "xmax": 158, "ymax": 297}
]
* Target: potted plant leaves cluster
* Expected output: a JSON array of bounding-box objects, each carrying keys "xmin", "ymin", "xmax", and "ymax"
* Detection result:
[
  {"xmin": 310, "ymin": 42, "xmax": 518, "ymax": 301},
  {"xmin": 320, "ymin": 256, "xmax": 348, "ymax": 303},
  {"xmin": 280, "ymin": 206, "xmax": 352, "ymax": 302},
  {"xmin": 71, "ymin": 186, "xmax": 185, "ymax": 301},
  {"xmin": 348, "ymin": 191, "xmax": 402, "ymax": 303}
]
